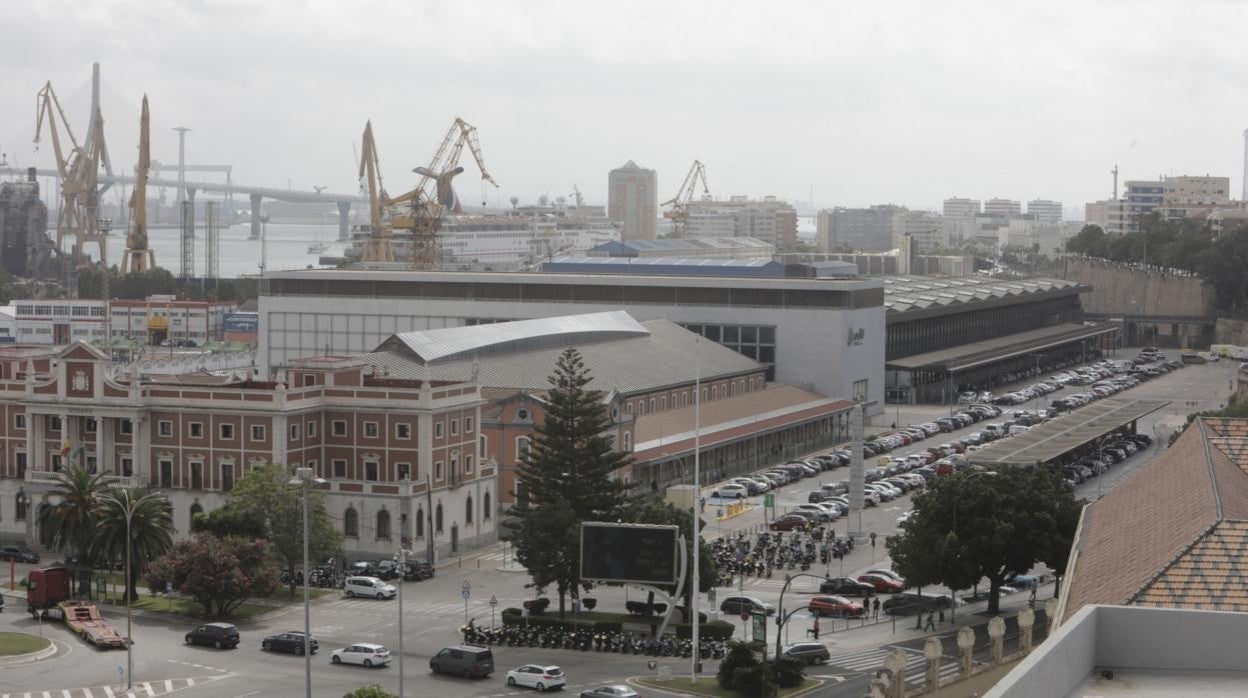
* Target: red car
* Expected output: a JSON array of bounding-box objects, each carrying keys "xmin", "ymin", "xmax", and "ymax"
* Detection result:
[
  {"xmin": 808, "ymin": 595, "xmax": 864, "ymax": 618},
  {"xmin": 857, "ymin": 573, "xmax": 904, "ymax": 593},
  {"xmin": 769, "ymin": 514, "xmax": 809, "ymax": 531}
]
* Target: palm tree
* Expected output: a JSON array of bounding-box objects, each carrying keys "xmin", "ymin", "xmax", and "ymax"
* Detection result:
[
  {"xmin": 37, "ymin": 461, "xmax": 110, "ymax": 594},
  {"xmin": 94, "ymin": 488, "xmax": 174, "ymax": 603}
]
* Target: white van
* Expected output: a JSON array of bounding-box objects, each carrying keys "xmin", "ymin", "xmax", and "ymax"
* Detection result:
[
  {"xmin": 1007, "ymin": 424, "xmax": 1031, "ymax": 436},
  {"xmin": 983, "ymin": 423, "xmax": 1005, "ymax": 438},
  {"xmin": 344, "ymin": 576, "xmax": 397, "ymax": 600}
]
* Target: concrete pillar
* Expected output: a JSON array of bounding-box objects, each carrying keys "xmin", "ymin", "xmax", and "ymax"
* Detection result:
[
  {"xmin": 1045, "ymin": 598, "xmax": 1059, "ymax": 625},
  {"xmin": 1018, "ymin": 607, "xmax": 1036, "ymax": 653},
  {"xmin": 250, "ymin": 194, "xmax": 263, "ymax": 240},
  {"xmin": 883, "ymin": 649, "xmax": 908, "ymax": 698},
  {"xmin": 956, "ymin": 626, "xmax": 975, "ymax": 679},
  {"xmin": 338, "ymin": 201, "xmax": 352, "ymax": 241},
  {"xmin": 988, "ymin": 616, "xmax": 1006, "ymax": 666},
  {"xmin": 848, "ymin": 403, "xmax": 865, "ymax": 540},
  {"xmin": 923, "ymin": 636, "xmax": 943, "ymax": 691},
  {"xmin": 99, "ymin": 416, "xmax": 114, "ymax": 476}
]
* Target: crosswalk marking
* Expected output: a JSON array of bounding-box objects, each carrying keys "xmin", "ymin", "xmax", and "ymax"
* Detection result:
[
  {"xmin": 1, "ymin": 676, "xmax": 222, "ymax": 698},
  {"xmin": 827, "ymin": 645, "xmax": 962, "ymax": 687}
]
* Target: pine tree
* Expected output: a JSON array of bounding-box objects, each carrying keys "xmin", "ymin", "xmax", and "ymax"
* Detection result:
[{"xmin": 506, "ymin": 348, "xmax": 634, "ymax": 617}]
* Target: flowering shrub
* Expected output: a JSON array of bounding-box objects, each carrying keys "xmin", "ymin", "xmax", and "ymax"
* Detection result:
[{"xmin": 146, "ymin": 534, "xmax": 281, "ymax": 616}]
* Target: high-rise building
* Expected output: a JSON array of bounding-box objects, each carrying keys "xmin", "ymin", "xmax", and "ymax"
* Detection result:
[
  {"xmin": 1027, "ymin": 199, "xmax": 1063, "ymax": 225},
  {"xmin": 607, "ymin": 160, "xmax": 657, "ymax": 241},
  {"xmin": 942, "ymin": 197, "xmax": 980, "ymax": 219},
  {"xmin": 900, "ymin": 211, "xmax": 947, "ymax": 252},
  {"xmin": 983, "ymin": 198, "xmax": 1022, "ymax": 218},
  {"xmin": 686, "ymin": 196, "xmax": 798, "ymax": 247},
  {"xmin": 1162, "ymin": 176, "xmax": 1230, "ymax": 206},
  {"xmin": 815, "ymin": 205, "xmax": 906, "ymax": 252},
  {"xmin": 1124, "ymin": 180, "xmax": 1164, "ymax": 233}
]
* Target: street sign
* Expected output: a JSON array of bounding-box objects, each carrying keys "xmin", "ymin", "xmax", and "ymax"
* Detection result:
[
  {"xmin": 166, "ymin": 581, "xmax": 173, "ymax": 594},
  {"xmin": 489, "ymin": 594, "xmax": 498, "ymax": 608},
  {"xmin": 740, "ymin": 612, "xmax": 749, "ymax": 622},
  {"xmin": 764, "ymin": 493, "xmax": 774, "ymax": 508},
  {"xmin": 869, "ymin": 532, "xmax": 877, "ymax": 547},
  {"xmin": 523, "ymin": 608, "xmax": 530, "ymax": 618},
  {"xmin": 462, "ymin": 580, "xmax": 471, "ymax": 600}
]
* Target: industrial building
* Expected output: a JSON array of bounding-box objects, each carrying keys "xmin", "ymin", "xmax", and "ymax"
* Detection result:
[
  {"xmin": 258, "ymin": 267, "xmax": 886, "ymax": 412},
  {"xmin": 586, "ymin": 237, "xmax": 775, "ymax": 260},
  {"xmin": 4, "ymin": 296, "xmax": 238, "ymax": 346}
]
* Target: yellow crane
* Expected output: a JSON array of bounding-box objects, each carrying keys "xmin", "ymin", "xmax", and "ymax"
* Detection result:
[
  {"xmin": 662, "ymin": 160, "xmax": 711, "ymax": 238},
  {"xmin": 122, "ymin": 95, "xmax": 156, "ymax": 273},
  {"xmin": 35, "ymin": 82, "xmax": 109, "ymax": 267},
  {"xmin": 357, "ymin": 121, "xmax": 395, "ymax": 263}
]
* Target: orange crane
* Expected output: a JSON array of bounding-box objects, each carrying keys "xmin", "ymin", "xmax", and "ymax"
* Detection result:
[
  {"xmin": 35, "ymin": 82, "xmax": 109, "ymax": 267},
  {"xmin": 121, "ymin": 96, "xmax": 156, "ymax": 273},
  {"xmin": 357, "ymin": 121, "xmax": 395, "ymax": 263},
  {"xmin": 662, "ymin": 160, "xmax": 711, "ymax": 238}
]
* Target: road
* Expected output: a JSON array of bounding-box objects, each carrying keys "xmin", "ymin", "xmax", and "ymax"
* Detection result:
[{"xmin": 0, "ymin": 355, "xmax": 1235, "ymax": 698}]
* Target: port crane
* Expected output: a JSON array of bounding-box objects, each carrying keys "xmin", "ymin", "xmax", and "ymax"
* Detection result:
[
  {"xmin": 121, "ymin": 96, "xmax": 157, "ymax": 273},
  {"xmin": 35, "ymin": 82, "xmax": 109, "ymax": 267},
  {"xmin": 357, "ymin": 121, "xmax": 395, "ymax": 263},
  {"xmin": 662, "ymin": 160, "xmax": 711, "ymax": 238}
]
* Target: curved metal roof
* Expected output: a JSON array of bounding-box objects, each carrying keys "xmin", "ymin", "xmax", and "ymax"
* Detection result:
[{"xmin": 379, "ymin": 310, "xmax": 649, "ymax": 364}]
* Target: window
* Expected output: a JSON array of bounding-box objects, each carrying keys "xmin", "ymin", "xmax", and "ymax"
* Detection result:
[
  {"xmin": 625, "ymin": 403, "xmax": 633, "ymax": 415},
  {"xmin": 290, "ymin": 423, "xmax": 301, "ymax": 441},
  {"xmin": 190, "ymin": 462, "xmax": 203, "ymax": 490},
  {"xmin": 649, "ymin": 398, "xmax": 656, "ymax": 413},
  {"xmin": 13, "ymin": 414, "xmax": 25, "ymax": 430},
  {"xmin": 332, "ymin": 459, "xmax": 347, "ymax": 478},
  {"xmin": 306, "ymin": 420, "xmax": 317, "ymax": 438},
  {"xmin": 344, "ymin": 507, "xmax": 359, "ymax": 537},
  {"xmin": 85, "ymin": 418, "xmax": 97, "ymax": 434},
  {"xmin": 465, "ymin": 416, "xmax": 474, "ymax": 432},
  {"xmin": 15, "ymin": 492, "xmax": 27, "ymax": 521},
  {"xmin": 465, "ymin": 495, "xmax": 474, "ymax": 524},
  {"xmin": 332, "ymin": 420, "xmax": 347, "ymax": 437},
  {"xmin": 416, "ymin": 507, "xmax": 424, "ymax": 537},
  {"xmin": 397, "ymin": 463, "xmax": 411, "ymax": 480},
  {"xmin": 364, "ymin": 461, "xmax": 379, "ymax": 481},
  {"xmin": 51, "ymin": 454, "xmax": 62, "ymax": 472},
  {"xmin": 435, "ymin": 422, "xmax": 444, "ymax": 439},
  {"xmin": 190, "ymin": 502, "xmax": 204, "ymax": 521},
  {"xmin": 16, "ymin": 452, "xmax": 27, "ymax": 479},
  {"xmin": 189, "ymin": 422, "xmax": 203, "ymax": 438},
  {"xmin": 450, "ymin": 419, "xmax": 459, "ymax": 436},
  {"xmin": 661, "ymin": 397, "xmax": 667, "ymax": 411},
  {"xmin": 483, "ymin": 491, "xmax": 491, "ymax": 520},
  {"xmin": 121, "ymin": 419, "xmax": 133, "ymax": 436},
  {"xmin": 516, "ymin": 436, "xmax": 531, "ymax": 462},
  {"xmin": 712, "ymin": 386, "xmax": 718, "ymax": 399},
  {"xmin": 121, "ymin": 457, "xmax": 132, "ymax": 477},
  {"xmin": 50, "ymin": 416, "xmax": 62, "ymax": 431},
  {"xmin": 395, "ymin": 423, "xmax": 411, "ymax": 440},
  {"xmin": 86, "ymin": 456, "xmax": 97, "ymax": 474},
  {"xmin": 465, "ymin": 455, "xmax": 474, "ymax": 473},
  {"xmin": 221, "ymin": 462, "xmax": 235, "ymax": 491},
  {"xmin": 158, "ymin": 420, "xmax": 173, "ymax": 437},
  {"xmin": 364, "ymin": 421, "xmax": 378, "ymax": 438},
  {"xmin": 479, "ymin": 435, "xmax": 487, "ymax": 459},
  {"xmin": 623, "ymin": 432, "xmax": 632, "ymax": 451},
  {"xmin": 219, "ymin": 423, "xmax": 235, "ymax": 440},
  {"xmin": 376, "ymin": 510, "xmax": 391, "ymax": 540},
  {"xmin": 450, "ymin": 453, "xmax": 459, "ymax": 479},
  {"xmin": 852, "ymin": 379, "xmax": 869, "ymax": 402},
  {"xmin": 251, "ymin": 424, "xmax": 266, "ymax": 442},
  {"xmin": 159, "ymin": 459, "xmax": 173, "ymax": 488},
  {"xmin": 435, "ymin": 503, "xmax": 444, "ymax": 533},
  {"xmin": 435, "ymin": 461, "xmax": 443, "ymax": 480}
]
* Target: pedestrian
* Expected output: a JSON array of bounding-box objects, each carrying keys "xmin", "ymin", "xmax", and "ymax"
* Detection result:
[
  {"xmin": 924, "ymin": 612, "xmax": 936, "ymax": 632},
  {"xmin": 813, "ymin": 616, "xmax": 820, "ymax": 640},
  {"xmin": 872, "ymin": 597, "xmax": 880, "ymax": 619}
]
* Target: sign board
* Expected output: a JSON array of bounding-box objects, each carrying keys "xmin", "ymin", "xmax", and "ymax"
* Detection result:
[
  {"xmin": 580, "ymin": 522, "xmax": 679, "ymax": 585},
  {"xmin": 461, "ymin": 581, "xmax": 471, "ymax": 600},
  {"xmin": 489, "ymin": 595, "xmax": 498, "ymax": 607},
  {"xmin": 166, "ymin": 581, "xmax": 173, "ymax": 594},
  {"xmin": 223, "ymin": 312, "xmax": 259, "ymax": 333},
  {"xmin": 751, "ymin": 612, "xmax": 766, "ymax": 645},
  {"xmin": 764, "ymin": 493, "xmax": 774, "ymax": 508}
]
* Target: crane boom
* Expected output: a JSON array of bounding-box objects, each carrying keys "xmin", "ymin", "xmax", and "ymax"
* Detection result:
[
  {"xmin": 35, "ymin": 81, "xmax": 109, "ymax": 267},
  {"xmin": 662, "ymin": 160, "xmax": 711, "ymax": 238},
  {"xmin": 358, "ymin": 121, "xmax": 395, "ymax": 263},
  {"xmin": 122, "ymin": 95, "xmax": 156, "ymax": 273}
]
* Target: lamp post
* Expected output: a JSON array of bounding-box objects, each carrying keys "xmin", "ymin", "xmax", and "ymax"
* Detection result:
[
  {"xmin": 289, "ymin": 467, "xmax": 327, "ymax": 698},
  {"xmin": 99, "ymin": 489, "xmax": 166, "ymax": 693}
]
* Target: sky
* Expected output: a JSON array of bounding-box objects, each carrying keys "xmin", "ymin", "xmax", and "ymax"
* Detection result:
[{"xmin": 4, "ymin": 0, "xmax": 1248, "ymax": 218}]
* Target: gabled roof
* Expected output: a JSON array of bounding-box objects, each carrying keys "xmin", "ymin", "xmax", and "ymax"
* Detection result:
[
  {"xmin": 1062, "ymin": 417, "xmax": 1248, "ymax": 621},
  {"xmin": 882, "ymin": 275, "xmax": 1083, "ymax": 316}
]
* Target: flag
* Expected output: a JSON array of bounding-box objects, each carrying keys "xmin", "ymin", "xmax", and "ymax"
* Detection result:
[{"xmin": 60, "ymin": 438, "xmax": 72, "ymax": 457}]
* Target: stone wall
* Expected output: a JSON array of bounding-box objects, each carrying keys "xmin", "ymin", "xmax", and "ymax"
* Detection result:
[{"xmin": 1063, "ymin": 258, "xmax": 1214, "ymax": 319}]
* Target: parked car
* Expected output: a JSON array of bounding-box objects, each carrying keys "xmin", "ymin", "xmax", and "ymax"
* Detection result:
[
  {"xmin": 712, "ymin": 483, "xmax": 749, "ymax": 499},
  {"xmin": 185, "ymin": 622, "xmax": 240, "ymax": 649},
  {"xmin": 720, "ymin": 596, "xmax": 775, "ymax": 615},
  {"xmin": 429, "ymin": 644, "xmax": 494, "ymax": 678},
  {"xmin": 857, "ymin": 573, "xmax": 904, "ymax": 593},
  {"xmin": 782, "ymin": 642, "xmax": 831, "ymax": 666},
  {"xmin": 343, "ymin": 576, "xmax": 397, "ymax": 599},
  {"xmin": 332, "ymin": 642, "xmax": 392, "ymax": 667},
  {"xmin": 882, "ymin": 593, "xmax": 954, "ymax": 616},
  {"xmin": 404, "ymin": 560, "xmax": 435, "ymax": 581},
  {"xmin": 769, "ymin": 514, "xmax": 810, "ymax": 531},
  {"xmin": 506, "ymin": 664, "xmax": 567, "ymax": 692},
  {"xmin": 820, "ymin": 577, "xmax": 875, "ymax": 597},
  {"xmin": 262, "ymin": 631, "xmax": 318, "ymax": 655},
  {"xmin": 0, "ymin": 546, "xmax": 38, "ymax": 563},
  {"xmin": 808, "ymin": 595, "xmax": 864, "ymax": 617},
  {"xmin": 579, "ymin": 686, "xmax": 640, "ymax": 698},
  {"xmin": 864, "ymin": 569, "xmax": 906, "ymax": 586}
]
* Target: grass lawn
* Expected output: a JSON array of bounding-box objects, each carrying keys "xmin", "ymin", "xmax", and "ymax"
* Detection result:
[
  {"xmin": 633, "ymin": 676, "xmax": 820, "ymax": 698},
  {"xmin": 123, "ymin": 596, "xmax": 281, "ymax": 621},
  {"xmin": 0, "ymin": 632, "xmax": 51, "ymax": 657}
]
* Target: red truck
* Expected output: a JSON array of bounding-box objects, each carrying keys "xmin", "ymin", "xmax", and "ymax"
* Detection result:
[{"xmin": 26, "ymin": 567, "xmax": 126, "ymax": 649}]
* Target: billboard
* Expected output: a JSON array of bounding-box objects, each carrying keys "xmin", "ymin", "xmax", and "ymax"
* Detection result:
[
  {"xmin": 580, "ymin": 522, "xmax": 679, "ymax": 585},
  {"xmin": 223, "ymin": 313, "xmax": 258, "ymax": 333}
]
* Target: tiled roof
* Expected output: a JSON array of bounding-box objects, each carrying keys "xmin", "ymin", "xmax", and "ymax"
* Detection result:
[{"xmin": 1062, "ymin": 417, "xmax": 1248, "ymax": 621}]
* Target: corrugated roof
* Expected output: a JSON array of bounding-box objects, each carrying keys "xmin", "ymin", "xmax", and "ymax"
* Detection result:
[
  {"xmin": 363, "ymin": 318, "xmax": 762, "ymax": 395},
  {"xmin": 593, "ymin": 237, "xmax": 773, "ymax": 253},
  {"xmin": 882, "ymin": 275, "xmax": 1083, "ymax": 315},
  {"xmin": 968, "ymin": 397, "xmax": 1169, "ymax": 467},
  {"xmin": 378, "ymin": 311, "xmax": 648, "ymax": 363}
]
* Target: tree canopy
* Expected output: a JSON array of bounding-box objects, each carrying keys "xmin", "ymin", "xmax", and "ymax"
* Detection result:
[
  {"xmin": 625, "ymin": 496, "xmax": 718, "ymax": 620},
  {"xmin": 146, "ymin": 534, "xmax": 280, "ymax": 616},
  {"xmin": 505, "ymin": 348, "xmax": 635, "ymax": 617},
  {"xmin": 887, "ymin": 467, "xmax": 1082, "ymax": 613},
  {"xmin": 93, "ymin": 488, "xmax": 175, "ymax": 602}
]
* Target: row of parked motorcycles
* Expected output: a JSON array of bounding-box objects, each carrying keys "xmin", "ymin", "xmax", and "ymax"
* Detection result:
[
  {"xmin": 461, "ymin": 624, "xmax": 726, "ymax": 659},
  {"xmin": 707, "ymin": 528, "xmax": 853, "ymax": 583},
  {"xmin": 279, "ymin": 568, "xmax": 342, "ymax": 589}
]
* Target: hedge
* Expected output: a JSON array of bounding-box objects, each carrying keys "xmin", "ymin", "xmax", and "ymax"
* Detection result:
[{"xmin": 674, "ymin": 620, "xmax": 736, "ymax": 641}]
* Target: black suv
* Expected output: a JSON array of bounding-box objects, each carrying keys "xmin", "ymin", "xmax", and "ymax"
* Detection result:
[
  {"xmin": 186, "ymin": 622, "xmax": 240, "ymax": 649},
  {"xmin": 782, "ymin": 642, "xmax": 830, "ymax": 665},
  {"xmin": 262, "ymin": 631, "xmax": 318, "ymax": 655},
  {"xmin": 404, "ymin": 560, "xmax": 435, "ymax": 581},
  {"xmin": 0, "ymin": 546, "xmax": 39, "ymax": 563},
  {"xmin": 372, "ymin": 560, "xmax": 401, "ymax": 581},
  {"xmin": 819, "ymin": 577, "xmax": 875, "ymax": 597}
]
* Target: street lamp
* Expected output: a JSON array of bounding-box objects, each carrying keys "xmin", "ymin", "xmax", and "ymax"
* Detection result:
[
  {"xmin": 98, "ymin": 489, "xmax": 167, "ymax": 693},
  {"xmin": 289, "ymin": 467, "xmax": 327, "ymax": 698}
]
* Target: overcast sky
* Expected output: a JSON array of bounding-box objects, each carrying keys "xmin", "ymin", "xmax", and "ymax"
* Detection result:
[{"xmin": 4, "ymin": 0, "xmax": 1247, "ymax": 217}]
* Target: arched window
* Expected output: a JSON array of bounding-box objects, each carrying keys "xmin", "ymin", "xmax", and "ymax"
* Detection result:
[
  {"xmin": 416, "ymin": 507, "xmax": 424, "ymax": 537},
  {"xmin": 465, "ymin": 495, "xmax": 474, "ymax": 524},
  {"xmin": 435, "ymin": 503, "xmax": 444, "ymax": 533},
  {"xmin": 483, "ymin": 491, "xmax": 492, "ymax": 520},
  {"xmin": 376, "ymin": 510, "xmax": 391, "ymax": 540},
  {"xmin": 15, "ymin": 491, "xmax": 27, "ymax": 521},
  {"xmin": 344, "ymin": 507, "xmax": 359, "ymax": 537},
  {"xmin": 189, "ymin": 502, "xmax": 204, "ymax": 522},
  {"xmin": 516, "ymin": 437, "xmax": 531, "ymax": 462},
  {"xmin": 623, "ymin": 432, "xmax": 632, "ymax": 451}
]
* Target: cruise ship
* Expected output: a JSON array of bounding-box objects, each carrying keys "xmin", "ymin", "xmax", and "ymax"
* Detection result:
[{"xmin": 342, "ymin": 200, "xmax": 619, "ymax": 269}]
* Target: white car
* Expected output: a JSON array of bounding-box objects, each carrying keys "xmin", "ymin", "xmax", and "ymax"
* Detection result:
[
  {"xmin": 506, "ymin": 664, "xmax": 567, "ymax": 692},
  {"xmin": 331, "ymin": 642, "xmax": 391, "ymax": 667},
  {"xmin": 861, "ymin": 489, "xmax": 881, "ymax": 506},
  {"xmin": 713, "ymin": 483, "xmax": 749, "ymax": 499},
  {"xmin": 343, "ymin": 576, "xmax": 397, "ymax": 599}
]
